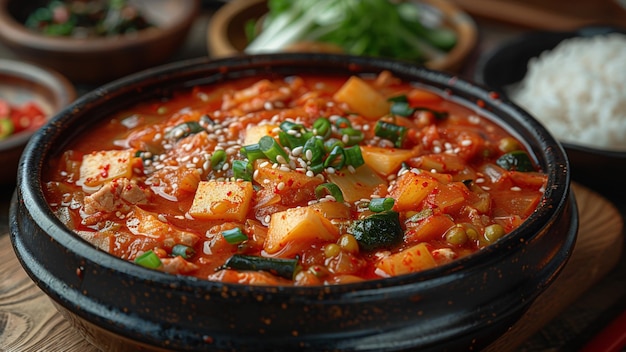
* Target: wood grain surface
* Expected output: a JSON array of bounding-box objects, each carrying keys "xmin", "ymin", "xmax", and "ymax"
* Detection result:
[{"xmin": 0, "ymin": 183, "xmax": 623, "ymax": 352}]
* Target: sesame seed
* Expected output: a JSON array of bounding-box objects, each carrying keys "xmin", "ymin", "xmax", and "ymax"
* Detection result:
[
  {"xmin": 511, "ymin": 186, "xmax": 522, "ymax": 191},
  {"xmin": 277, "ymin": 182, "xmax": 285, "ymax": 190},
  {"xmin": 292, "ymin": 146, "xmax": 303, "ymax": 156},
  {"xmin": 276, "ymin": 155, "xmax": 288, "ymax": 164},
  {"xmin": 222, "ymin": 163, "xmax": 230, "ymax": 171},
  {"xmin": 158, "ymin": 214, "xmax": 167, "ymax": 222},
  {"xmin": 264, "ymin": 215, "xmax": 271, "ymax": 224},
  {"xmin": 461, "ymin": 139, "xmax": 472, "ymax": 146},
  {"xmin": 306, "ymin": 170, "xmax": 314, "ymax": 177}
]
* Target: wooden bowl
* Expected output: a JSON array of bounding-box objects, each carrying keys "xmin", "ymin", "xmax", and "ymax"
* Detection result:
[
  {"xmin": 208, "ymin": 0, "xmax": 478, "ymax": 73},
  {"xmin": 10, "ymin": 53, "xmax": 576, "ymax": 351},
  {"xmin": 0, "ymin": 58, "xmax": 76, "ymax": 185},
  {"xmin": 0, "ymin": 0, "xmax": 200, "ymax": 84}
]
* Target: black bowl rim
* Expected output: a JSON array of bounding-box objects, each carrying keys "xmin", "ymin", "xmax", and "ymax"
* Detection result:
[
  {"xmin": 474, "ymin": 25, "xmax": 626, "ymax": 155},
  {"xmin": 17, "ymin": 53, "xmax": 572, "ymax": 295}
]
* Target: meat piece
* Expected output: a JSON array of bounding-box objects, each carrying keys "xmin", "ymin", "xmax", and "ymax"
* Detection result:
[
  {"xmin": 83, "ymin": 178, "xmax": 149, "ymax": 215},
  {"xmin": 160, "ymin": 256, "xmax": 199, "ymax": 275}
]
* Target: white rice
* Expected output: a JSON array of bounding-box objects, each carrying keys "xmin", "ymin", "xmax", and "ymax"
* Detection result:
[{"xmin": 508, "ymin": 33, "xmax": 626, "ymax": 151}]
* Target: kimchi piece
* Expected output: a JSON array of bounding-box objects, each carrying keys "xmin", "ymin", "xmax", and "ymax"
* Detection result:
[{"xmin": 43, "ymin": 72, "xmax": 547, "ymax": 286}]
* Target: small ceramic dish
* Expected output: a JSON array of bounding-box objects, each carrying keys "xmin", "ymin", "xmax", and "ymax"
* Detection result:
[
  {"xmin": 208, "ymin": 0, "xmax": 478, "ymax": 73},
  {"xmin": 0, "ymin": 58, "xmax": 75, "ymax": 185},
  {"xmin": 0, "ymin": 0, "xmax": 200, "ymax": 84},
  {"xmin": 474, "ymin": 26, "xmax": 626, "ymax": 188}
]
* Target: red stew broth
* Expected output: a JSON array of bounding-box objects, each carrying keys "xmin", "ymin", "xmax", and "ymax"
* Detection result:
[{"xmin": 43, "ymin": 72, "xmax": 547, "ymax": 286}]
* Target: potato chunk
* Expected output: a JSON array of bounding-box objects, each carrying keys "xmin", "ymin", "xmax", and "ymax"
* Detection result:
[
  {"xmin": 361, "ymin": 146, "xmax": 416, "ymax": 176},
  {"xmin": 189, "ymin": 181, "xmax": 253, "ymax": 222},
  {"xmin": 79, "ymin": 149, "xmax": 139, "ymax": 190},
  {"xmin": 388, "ymin": 171, "xmax": 437, "ymax": 211},
  {"xmin": 333, "ymin": 76, "xmax": 390, "ymax": 119},
  {"xmin": 243, "ymin": 124, "xmax": 277, "ymax": 146},
  {"xmin": 265, "ymin": 206, "xmax": 339, "ymax": 256}
]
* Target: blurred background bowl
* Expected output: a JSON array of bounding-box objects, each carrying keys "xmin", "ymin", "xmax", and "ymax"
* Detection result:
[
  {"xmin": 0, "ymin": 58, "xmax": 75, "ymax": 185},
  {"xmin": 0, "ymin": 0, "xmax": 200, "ymax": 85},
  {"xmin": 208, "ymin": 0, "xmax": 478, "ymax": 73},
  {"xmin": 474, "ymin": 25, "xmax": 626, "ymax": 189}
]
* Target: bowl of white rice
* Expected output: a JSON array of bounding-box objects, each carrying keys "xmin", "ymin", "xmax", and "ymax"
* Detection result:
[{"xmin": 475, "ymin": 26, "xmax": 626, "ymax": 186}]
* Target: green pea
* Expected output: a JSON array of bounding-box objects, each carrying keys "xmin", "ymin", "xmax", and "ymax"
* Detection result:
[
  {"xmin": 484, "ymin": 224, "xmax": 505, "ymax": 244},
  {"xmin": 445, "ymin": 226, "xmax": 468, "ymax": 245},
  {"xmin": 337, "ymin": 234, "xmax": 359, "ymax": 254}
]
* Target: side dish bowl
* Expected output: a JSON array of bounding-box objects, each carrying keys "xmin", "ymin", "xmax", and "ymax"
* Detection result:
[
  {"xmin": 0, "ymin": 58, "xmax": 75, "ymax": 185},
  {"xmin": 208, "ymin": 0, "xmax": 477, "ymax": 73},
  {"xmin": 474, "ymin": 25, "xmax": 626, "ymax": 188},
  {"xmin": 0, "ymin": 0, "xmax": 200, "ymax": 84},
  {"xmin": 10, "ymin": 54, "xmax": 576, "ymax": 351}
]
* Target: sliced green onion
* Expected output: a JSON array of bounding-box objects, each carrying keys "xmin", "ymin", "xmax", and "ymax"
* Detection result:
[
  {"xmin": 303, "ymin": 137, "xmax": 325, "ymax": 163},
  {"xmin": 340, "ymin": 128, "xmax": 364, "ymax": 146},
  {"xmin": 259, "ymin": 135, "xmax": 289, "ymax": 163},
  {"xmin": 313, "ymin": 117, "xmax": 331, "ymax": 139},
  {"xmin": 390, "ymin": 101, "xmax": 415, "ymax": 117},
  {"xmin": 315, "ymin": 183, "xmax": 344, "ymax": 203},
  {"xmin": 222, "ymin": 254, "xmax": 298, "ymax": 280},
  {"xmin": 368, "ymin": 197, "xmax": 395, "ymax": 212},
  {"xmin": 323, "ymin": 145, "xmax": 345, "ymax": 169},
  {"xmin": 232, "ymin": 160, "xmax": 253, "ymax": 181},
  {"xmin": 374, "ymin": 120, "xmax": 408, "ymax": 148},
  {"xmin": 241, "ymin": 143, "xmax": 266, "ymax": 163},
  {"xmin": 222, "ymin": 228, "xmax": 248, "ymax": 244},
  {"xmin": 166, "ymin": 121, "xmax": 205, "ymax": 140},
  {"xmin": 324, "ymin": 138, "xmax": 345, "ymax": 153},
  {"xmin": 172, "ymin": 244, "xmax": 195, "ymax": 259},
  {"xmin": 210, "ymin": 150, "xmax": 227, "ymax": 170},
  {"xmin": 344, "ymin": 145, "xmax": 365, "ymax": 168},
  {"xmin": 334, "ymin": 117, "xmax": 352, "ymax": 129},
  {"xmin": 134, "ymin": 250, "xmax": 162, "ymax": 269},
  {"xmin": 309, "ymin": 163, "xmax": 325, "ymax": 175},
  {"xmin": 280, "ymin": 121, "xmax": 307, "ymax": 133}
]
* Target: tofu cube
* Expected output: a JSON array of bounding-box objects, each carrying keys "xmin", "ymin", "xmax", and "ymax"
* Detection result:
[{"xmin": 79, "ymin": 149, "xmax": 138, "ymax": 189}]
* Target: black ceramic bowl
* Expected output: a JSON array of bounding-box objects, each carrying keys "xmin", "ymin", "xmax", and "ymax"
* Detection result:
[
  {"xmin": 474, "ymin": 26, "xmax": 626, "ymax": 190},
  {"xmin": 10, "ymin": 54, "xmax": 576, "ymax": 352}
]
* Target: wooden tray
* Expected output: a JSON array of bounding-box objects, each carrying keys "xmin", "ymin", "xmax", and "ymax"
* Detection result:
[{"xmin": 0, "ymin": 183, "xmax": 623, "ymax": 351}]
